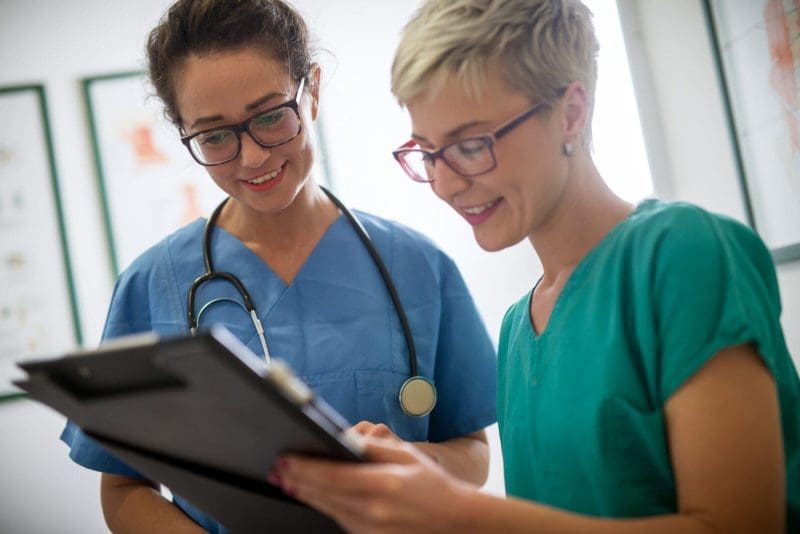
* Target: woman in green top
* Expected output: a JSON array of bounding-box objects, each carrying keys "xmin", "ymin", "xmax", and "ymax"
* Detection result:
[{"xmin": 273, "ymin": 0, "xmax": 800, "ymax": 531}]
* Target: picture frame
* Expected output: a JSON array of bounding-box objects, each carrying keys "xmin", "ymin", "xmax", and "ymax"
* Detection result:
[
  {"xmin": 703, "ymin": 0, "xmax": 800, "ymax": 263},
  {"xmin": 0, "ymin": 84, "xmax": 82, "ymax": 400},
  {"xmin": 83, "ymin": 71, "xmax": 227, "ymax": 276},
  {"xmin": 83, "ymin": 71, "xmax": 335, "ymax": 277}
]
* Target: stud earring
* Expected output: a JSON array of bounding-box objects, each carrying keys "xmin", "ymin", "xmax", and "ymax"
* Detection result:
[{"xmin": 562, "ymin": 143, "xmax": 574, "ymax": 157}]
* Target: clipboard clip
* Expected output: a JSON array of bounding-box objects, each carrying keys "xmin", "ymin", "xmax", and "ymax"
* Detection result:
[{"xmin": 265, "ymin": 360, "xmax": 313, "ymax": 405}]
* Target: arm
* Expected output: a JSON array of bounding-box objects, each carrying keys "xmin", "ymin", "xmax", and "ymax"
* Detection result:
[
  {"xmin": 352, "ymin": 421, "xmax": 489, "ymax": 486},
  {"xmin": 278, "ymin": 344, "xmax": 785, "ymax": 533},
  {"xmin": 414, "ymin": 430, "xmax": 488, "ymax": 486},
  {"xmin": 101, "ymin": 474, "xmax": 205, "ymax": 534}
]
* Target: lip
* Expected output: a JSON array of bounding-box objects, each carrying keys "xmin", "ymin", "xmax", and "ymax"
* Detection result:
[
  {"xmin": 458, "ymin": 198, "xmax": 503, "ymax": 226},
  {"xmin": 240, "ymin": 164, "xmax": 285, "ymax": 192}
]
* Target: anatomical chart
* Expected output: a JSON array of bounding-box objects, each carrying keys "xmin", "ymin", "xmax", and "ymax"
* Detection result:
[{"xmin": 0, "ymin": 86, "xmax": 80, "ymax": 396}]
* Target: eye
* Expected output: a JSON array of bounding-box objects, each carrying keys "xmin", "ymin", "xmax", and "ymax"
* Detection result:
[
  {"xmin": 197, "ymin": 129, "xmax": 233, "ymax": 146},
  {"xmin": 455, "ymin": 138, "xmax": 487, "ymax": 157},
  {"xmin": 252, "ymin": 109, "xmax": 286, "ymax": 128}
]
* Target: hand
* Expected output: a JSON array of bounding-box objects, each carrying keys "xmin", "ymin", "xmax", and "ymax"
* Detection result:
[
  {"xmin": 351, "ymin": 420, "xmax": 402, "ymax": 442},
  {"xmin": 275, "ymin": 437, "xmax": 474, "ymax": 534}
]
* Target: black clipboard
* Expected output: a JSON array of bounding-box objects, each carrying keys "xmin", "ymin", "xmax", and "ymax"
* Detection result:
[{"xmin": 14, "ymin": 326, "xmax": 365, "ymax": 533}]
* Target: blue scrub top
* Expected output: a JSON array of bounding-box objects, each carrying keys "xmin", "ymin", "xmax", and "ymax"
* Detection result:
[{"xmin": 62, "ymin": 210, "xmax": 496, "ymax": 533}]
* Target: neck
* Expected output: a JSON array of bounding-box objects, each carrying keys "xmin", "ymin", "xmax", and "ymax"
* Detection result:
[
  {"xmin": 529, "ymin": 156, "xmax": 633, "ymax": 285},
  {"xmin": 219, "ymin": 182, "xmax": 339, "ymax": 253}
]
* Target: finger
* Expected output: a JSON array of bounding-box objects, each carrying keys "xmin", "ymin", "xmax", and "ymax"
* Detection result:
[
  {"xmin": 351, "ymin": 421, "xmax": 375, "ymax": 436},
  {"xmin": 280, "ymin": 453, "xmax": 410, "ymax": 496},
  {"xmin": 352, "ymin": 421, "xmax": 395, "ymax": 440}
]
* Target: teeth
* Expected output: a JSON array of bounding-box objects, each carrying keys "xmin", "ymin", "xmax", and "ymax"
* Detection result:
[
  {"xmin": 463, "ymin": 199, "xmax": 499, "ymax": 215},
  {"xmin": 247, "ymin": 167, "xmax": 281, "ymax": 184}
]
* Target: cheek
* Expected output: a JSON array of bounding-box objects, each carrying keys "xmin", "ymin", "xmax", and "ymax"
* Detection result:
[
  {"xmin": 295, "ymin": 138, "xmax": 315, "ymax": 171},
  {"xmin": 204, "ymin": 162, "xmax": 236, "ymax": 187},
  {"xmin": 429, "ymin": 180, "xmax": 449, "ymax": 204}
]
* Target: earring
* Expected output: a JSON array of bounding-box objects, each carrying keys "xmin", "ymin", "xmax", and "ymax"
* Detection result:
[{"xmin": 562, "ymin": 142, "xmax": 574, "ymax": 157}]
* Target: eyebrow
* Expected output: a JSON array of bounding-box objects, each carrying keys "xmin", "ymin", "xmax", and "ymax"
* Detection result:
[
  {"xmin": 411, "ymin": 119, "xmax": 491, "ymax": 145},
  {"xmin": 188, "ymin": 91, "xmax": 288, "ymax": 130}
]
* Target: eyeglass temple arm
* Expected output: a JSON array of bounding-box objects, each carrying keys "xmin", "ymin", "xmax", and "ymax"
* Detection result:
[{"xmin": 398, "ymin": 139, "xmax": 417, "ymax": 149}]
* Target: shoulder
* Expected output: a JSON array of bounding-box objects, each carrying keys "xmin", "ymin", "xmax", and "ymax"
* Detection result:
[
  {"xmin": 624, "ymin": 199, "xmax": 762, "ymax": 254},
  {"xmin": 618, "ymin": 200, "xmax": 771, "ymax": 278},
  {"xmin": 353, "ymin": 210, "xmax": 456, "ymax": 269},
  {"xmin": 352, "ymin": 210, "xmax": 470, "ymax": 300},
  {"xmin": 619, "ymin": 199, "xmax": 780, "ymax": 313},
  {"xmin": 117, "ymin": 219, "xmax": 205, "ymax": 286},
  {"xmin": 103, "ymin": 220, "xmax": 205, "ymax": 338},
  {"xmin": 354, "ymin": 210, "xmax": 442, "ymax": 252}
]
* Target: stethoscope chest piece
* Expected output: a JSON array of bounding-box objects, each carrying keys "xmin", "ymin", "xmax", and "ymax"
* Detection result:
[{"xmin": 398, "ymin": 376, "xmax": 437, "ymax": 417}]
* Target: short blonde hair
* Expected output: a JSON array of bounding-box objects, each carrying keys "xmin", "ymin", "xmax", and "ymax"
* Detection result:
[{"xmin": 391, "ymin": 0, "xmax": 599, "ymax": 143}]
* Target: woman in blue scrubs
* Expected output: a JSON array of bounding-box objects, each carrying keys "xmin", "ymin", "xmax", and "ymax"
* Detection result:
[
  {"xmin": 60, "ymin": 1, "xmax": 497, "ymax": 532},
  {"xmin": 276, "ymin": 0, "xmax": 800, "ymax": 532}
]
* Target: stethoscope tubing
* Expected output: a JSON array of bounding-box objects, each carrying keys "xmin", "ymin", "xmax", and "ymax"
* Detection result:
[
  {"xmin": 320, "ymin": 187, "xmax": 420, "ymax": 377},
  {"xmin": 186, "ymin": 186, "xmax": 419, "ymax": 378}
]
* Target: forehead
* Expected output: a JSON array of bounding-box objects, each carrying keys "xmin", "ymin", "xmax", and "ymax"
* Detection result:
[
  {"xmin": 174, "ymin": 48, "xmax": 291, "ymax": 123},
  {"xmin": 405, "ymin": 67, "xmax": 531, "ymax": 140}
]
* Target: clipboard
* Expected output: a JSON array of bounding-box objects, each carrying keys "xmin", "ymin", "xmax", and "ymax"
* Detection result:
[{"xmin": 14, "ymin": 326, "xmax": 365, "ymax": 533}]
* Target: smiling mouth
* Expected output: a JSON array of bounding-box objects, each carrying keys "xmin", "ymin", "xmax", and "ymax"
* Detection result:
[
  {"xmin": 245, "ymin": 164, "xmax": 283, "ymax": 185},
  {"xmin": 461, "ymin": 198, "xmax": 501, "ymax": 215}
]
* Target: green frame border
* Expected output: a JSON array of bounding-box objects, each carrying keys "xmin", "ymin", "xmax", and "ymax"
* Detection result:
[
  {"xmin": 0, "ymin": 84, "xmax": 83, "ymax": 402},
  {"xmin": 82, "ymin": 70, "xmax": 146, "ymax": 278},
  {"xmin": 702, "ymin": 1, "xmax": 800, "ymax": 264}
]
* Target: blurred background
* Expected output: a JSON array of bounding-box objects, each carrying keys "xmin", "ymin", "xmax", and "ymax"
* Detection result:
[{"xmin": 1, "ymin": 0, "xmax": 799, "ymax": 532}]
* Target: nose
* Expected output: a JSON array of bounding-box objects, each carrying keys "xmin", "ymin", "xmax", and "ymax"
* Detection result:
[
  {"xmin": 430, "ymin": 159, "xmax": 470, "ymax": 200},
  {"xmin": 238, "ymin": 132, "xmax": 271, "ymax": 168}
]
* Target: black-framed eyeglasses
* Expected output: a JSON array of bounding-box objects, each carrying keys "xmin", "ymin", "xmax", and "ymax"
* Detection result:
[
  {"xmin": 392, "ymin": 100, "xmax": 549, "ymax": 183},
  {"xmin": 181, "ymin": 78, "xmax": 306, "ymax": 166}
]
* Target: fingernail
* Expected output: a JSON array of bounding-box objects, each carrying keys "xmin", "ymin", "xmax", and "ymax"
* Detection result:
[{"xmin": 267, "ymin": 472, "xmax": 281, "ymax": 486}]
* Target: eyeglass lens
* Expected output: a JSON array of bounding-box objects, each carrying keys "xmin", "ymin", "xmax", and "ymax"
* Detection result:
[
  {"xmin": 188, "ymin": 107, "xmax": 301, "ymax": 165},
  {"xmin": 400, "ymin": 137, "xmax": 495, "ymax": 182}
]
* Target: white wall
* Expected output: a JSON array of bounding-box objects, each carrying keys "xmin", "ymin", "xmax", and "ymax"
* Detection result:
[{"xmin": 1, "ymin": 1, "xmax": 798, "ymax": 533}]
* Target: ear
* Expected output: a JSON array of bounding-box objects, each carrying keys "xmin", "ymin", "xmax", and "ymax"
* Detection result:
[
  {"xmin": 308, "ymin": 63, "xmax": 321, "ymax": 121},
  {"xmin": 560, "ymin": 80, "xmax": 589, "ymax": 147}
]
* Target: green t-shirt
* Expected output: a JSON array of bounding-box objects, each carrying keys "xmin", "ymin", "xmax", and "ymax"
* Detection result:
[{"xmin": 497, "ymin": 199, "xmax": 799, "ymax": 528}]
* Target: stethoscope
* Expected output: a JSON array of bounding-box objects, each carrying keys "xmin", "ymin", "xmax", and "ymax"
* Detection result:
[{"xmin": 186, "ymin": 186, "xmax": 437, "ymax": 417}]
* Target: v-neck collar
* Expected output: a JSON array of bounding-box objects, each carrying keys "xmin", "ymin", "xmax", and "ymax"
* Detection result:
[
  {"xmin": 527, "ymin": 201, "xmax": 647, "ymax": 340},
  {"xmin": 209, "ymin": 213, "xmax": 347, "ymax": 320}
]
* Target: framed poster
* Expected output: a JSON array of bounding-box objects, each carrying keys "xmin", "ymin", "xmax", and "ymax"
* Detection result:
[
  {"xmin": 704, "ymin": 0, "xmax": 800, "ymax": 263},
  {"xmin": 0, "ymin": 85, "xmax": 82, "ymax": 399},
  {"xmin": 84, "ymin": 71, "xmax": 334, "ymax": 276},
  {"xmin": 84, "ymin": 71, "xmax": 226, "ymax": 275}
]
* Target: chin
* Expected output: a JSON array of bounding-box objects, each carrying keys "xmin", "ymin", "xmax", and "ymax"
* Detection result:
[{"xmin": 474, "ymin": 230, "xmax": 520, "ymax": 253}]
